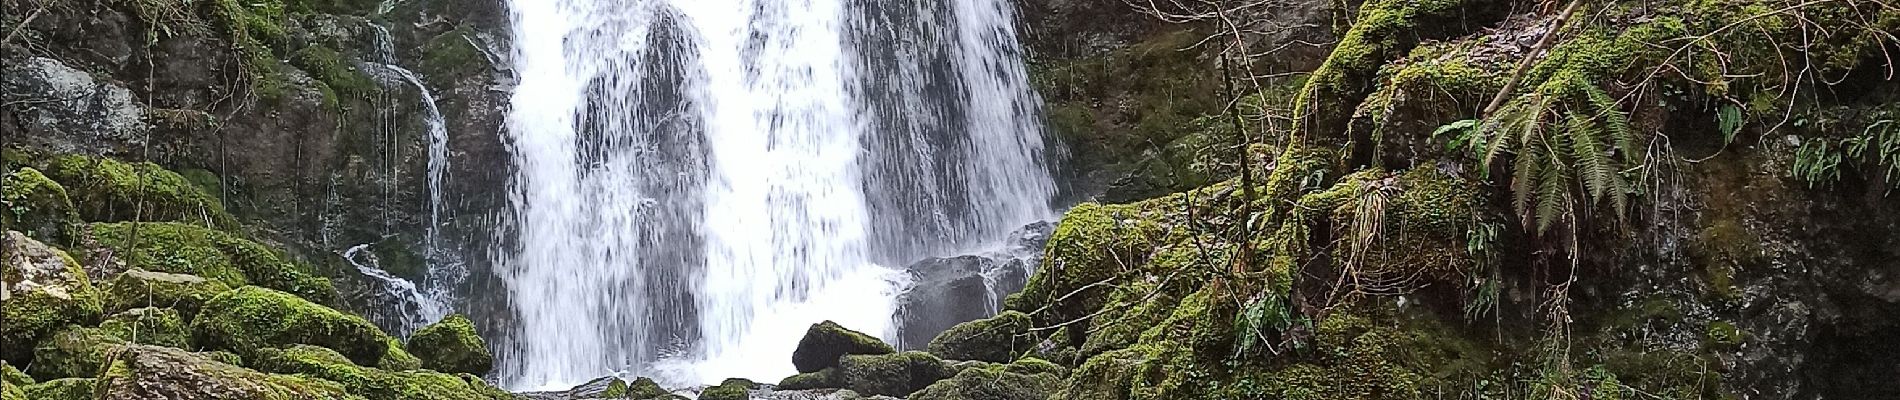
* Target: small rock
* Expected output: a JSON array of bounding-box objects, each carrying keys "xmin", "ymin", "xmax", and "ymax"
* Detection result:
[
  {"xmin": 791, "ymin": 321, "xmax": 896, "ymax": 373},
  {"xmin": 406, "ymin": 314, "xmax": 494, "ymax": 375}
]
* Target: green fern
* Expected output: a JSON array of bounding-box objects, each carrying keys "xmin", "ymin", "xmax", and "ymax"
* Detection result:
[{"xmin": 1469, "ymin": 76, "xmax": 1640, "ymax": 234}]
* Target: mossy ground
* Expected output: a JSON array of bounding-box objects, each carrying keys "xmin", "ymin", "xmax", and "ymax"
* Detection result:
[{"xmin": 88, "ymin": 222, "xmax": 339, "ymax": 305}]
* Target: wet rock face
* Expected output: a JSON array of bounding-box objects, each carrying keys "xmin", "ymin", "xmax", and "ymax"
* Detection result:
[{"xmin": 894, "ymin": 222, "xmax": 1050, "ymax": 350}]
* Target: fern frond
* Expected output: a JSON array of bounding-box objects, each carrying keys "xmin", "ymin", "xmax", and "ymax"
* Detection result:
[{"xmin": 1535, "ymin": 164, "xmax": 1570, "ymax": 233}]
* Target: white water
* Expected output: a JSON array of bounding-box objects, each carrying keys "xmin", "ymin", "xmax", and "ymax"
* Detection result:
[
  {"xmin": 499, "ymin": 0, "xmax": 1055, "ymax": 388},
  {"xmin": 344, "ymin": 243, "xmax": 450, "ymax": 337}
]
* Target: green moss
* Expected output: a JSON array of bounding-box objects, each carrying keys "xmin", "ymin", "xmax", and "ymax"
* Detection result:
[
  {"xmin": 420, "ymin": 26, "xmax": 487, "ymax": 81},
  {"xmin": 90, "ymin": 222, "xmax": 339, "ymax": 305},
  {"xmin": 21, "ymin": 378, "xmax": 92, "ymax": 400},
  {"xmin": 0, "ymin": 234, "xmax": 104, "ymax": 365},
  {"xmin": 600, "ymin": 376, "xmax": 667, "ymax": 398},
  {"xmin": 1, "ymin": 363, "xmax": 30, "ymax": 387},
  {"xmin": 1705, "ymin": 321, "xmax": 1744, "ymax": 349},
  {"xmin": 697, "ymin": 379, "xmax": 749, "ymax": 400},
  {"xmin": 98, "ymin": 307, "xmax": 190, "ymax": 348},
  {"xmin": 791, "ymin": 320, "xmax": 896, "ymax": 373},
  {"xmin": 289, "ymin": 46, "xmax": 374, "ymax": 110},
  {"xmin": 191, "ymin": 286, "xmax": 391, "ymax": 366},
  {"xmin": 251, "ymin": 345, "xmax": 509, "ymax": 400},
  {"xmin": 102, "ymin": 269, "xmax": 235, "ymax": 320},
  {"xmin": 405, "ymin": 314, "xmax": 492, "ymax": 375},
  {"xmin": 1055, "ymin": 346, "xmax": 1148, "ymax": 400},
  {"xmin": 98, "ymin": 345, "xmax": 361, "ymax": 400},
  {"xmin": 838, "ymin": 351, "xmax": 954, "ymax": 397},
  {"xmin": 287, "ymin": 0, "xmax": 380, "ymax": 14},
  {"xmin": 777, "ymin": 368, "xmax": 843, "ymax": 390},
  {"xmin": 377, "ymin": 338, "xmax": 422, "ymax": 371},
  {"xmin": 41, "ymin": 155, "xmax": 237, "ymax": 229},
  {"xmin": 28, "ymin": 326, "xmax": 127, "ymax": 380},
  {"xmin": 927, "ymin": 311, "xmax": 1032, "ymax": 363},
  {"xmin": 910, "ymin": 363, "xmax": 1064, "ymax": 400},
  {"xmin": 2, "ymin": 168, "xmax": 79, "ymax": 242}
]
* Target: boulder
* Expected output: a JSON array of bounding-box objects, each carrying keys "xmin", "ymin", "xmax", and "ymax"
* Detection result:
[
  {"xmin": 102, "ymin": 269, "xmax": 233, "ymax": 320},
  {"xmin": 28, "ymin": 326, "xmax": 126, "ymax": 380},
  {"xmin": 838, "ymin": 351, "xmax": 955, "ymax": 397},
  {"xmin": 98, "ymin": 307, "xmax": 190, "ymax": 348},
  {"xmin": 894, "ymin": 222, "xmax": 1050, "ymax": 349},
  {"xmin": 0, "ymin": 58, "xmax": 150, "ymax": 154},
  {"xmin": 697, "ymin": 378, "xmax": 754, "ymax": 400},
  {"xmin": 926, "ymin": 311, "xmax": 1034, "ymax": 363},
  {"xmin": 1, "ymin": 231, "xmax": 103, "ymax": 364},
  {"xmin": 94, "ymin": 345, "xmax": 359, "ymax": 400},
  {"xmin": 600, "ymin": 376, "xmax": 669, "ymax": 398},
  {"xmin": 1, "ymin": 168, "xmax": 79, "ymax": 242},
  {"xmin": 405, "ymin": 314, "xmax": 493, "ymax": 374},
  {"xmin": 792, "ymin": 321, "xmax": 896, "ymax": 373},
  {"xmin": 778, "ymin": 368, "xmax": 843, "ymax": 390},
  {"xmin": 3, "ymin": 362, "xmax": 32, "ymax": 400},
  {"xmin": 250, "ymin": 345, "xmax": 510, "ymax": 400},
  {"xmin": 191, "ymin": 286, "xmax": 391, "ymax": 366},
  {"xmin": 909, "ymin": 359, "xmax": 1066, "ymax": 400},
  {"xmin": 21, "ymin": 377, "xmax": 94, "ymax": 400}
]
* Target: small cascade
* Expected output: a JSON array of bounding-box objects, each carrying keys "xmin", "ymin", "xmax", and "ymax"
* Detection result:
[{"xmin": 344, "ymin": 243, "xmax": 450, "ymax": 337}]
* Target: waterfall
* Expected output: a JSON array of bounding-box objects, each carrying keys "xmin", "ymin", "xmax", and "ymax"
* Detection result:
[
  {"xmin": 498, "ymin": 0, "xmax": 1056, "ymax": 388},
  {"xmin": 344, "ymin": 243, "xmax": 450, "ymax": 337}
]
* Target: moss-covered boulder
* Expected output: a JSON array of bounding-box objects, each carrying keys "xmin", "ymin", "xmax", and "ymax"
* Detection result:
[
  {"xmin": 1, "ymin": 381, "xmax": 22, "ymax": 400},
  {"xmin": 1, "ymin": 168, "xmax": 79, "ymax": 242},
  {"xmin": 102, "ymin": 269, "xmax": 234, "ymax": 319},
  {"xmin": 910, "ymin": 360, "xmax": 1066, "ymax": 400},
  {"xmin": 40, "ymin": 156, "xmax": 239, "ymax": 229},
  {"xmin": 838, "ymin": 351, "xmax": 955, "ymax": 397},
  {"xmin": 599, "ymin": 376, "xmax": 668, "ymax": 398},
  {"xmin": 191, "ymin": 286, "xmax": 390, "ymax": 366},
  {"xmin": 1, "ymin": 231, "xmax": 103, "ymax": 365},
  {"xmin": 697, "ymin": 378, "xmax": 754, "ymax": 400},
  {"xmin": 21, "ymin": 377, "xmax": 93, "ymax": 400},
  {"xmin": 97, "ymin": 307, "xmax": 190, "ymax": 348},
  {"xmin": 95, "ymin": 345, "xmax": 360, "ymax": 400},
  {"xmin": 28, "ymin": 326, "xmax": 126, "ymax": 380},
  {"xmin": 89, "ymin": 222, "xmax": 339, "ymax": 305},
  {"xmin": 776, "ymin": 368, "xmax": 843, "ymax": 390},
  {"xmin": 927, "ymin": 311, "xmax": 1033, "ymax": 363},
  {"xmin": 40, "ymin": 155, "xmax": 236, "ymax": 229},
  {"xmin": 250, "ymin": 345, "xmax": 511, "ymax": 400},
  {"xmin": 377, "ymin": 338, "xmax": 422, "ymax": 371},
  {"xmin": 791, "ymin": 321, "xmax": 896, "ymax": 373},
  {"xmin": 406, "ymin": 314, "xmax": 493, "ymax": 374}
]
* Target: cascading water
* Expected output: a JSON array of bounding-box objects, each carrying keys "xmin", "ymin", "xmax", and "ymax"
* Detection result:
[
  {"xmin": 344, "ymin": 243, "xmax": 450, "ymax": 337},
  {"xmin": 498, "ymin": 0, "xmax": 1056, "ymax": 388}
]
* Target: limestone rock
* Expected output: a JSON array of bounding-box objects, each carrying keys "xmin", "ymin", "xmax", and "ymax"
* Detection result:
[{"xmin": 1, "ymin": 231, "xmax": 103, "ymax": 364}]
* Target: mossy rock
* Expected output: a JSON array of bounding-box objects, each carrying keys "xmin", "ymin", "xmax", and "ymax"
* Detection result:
[
  {"xmin": 791, "ymin": 320, "xmax": 896, "ymax": 373},
  {"xmin": 927, "ymin": 311, "xmax": 1032, "ymax": 363},
  {"xmin": 600, "ymin": 376, "xmax": 668, "ymax": 398},
  {"xmin": 21, "ymin": 377, "xmax": 93, "ymax": 400},
  {"xmin": 1, "ymin": 232, "xmax": 104, "ymax": 365},
  {"xmin": 405, "ymin": 314, "xmax": 493, "ymax": 375},
  {"xmin": 696, "ymin": 378, "xmax": 753, "ymax": 400},
  {"xmin": 838, "ymin": 351, "xmax": 955, "ymax": 397},
  {"xmin": 250, "ymin": 345, "xmax": 511, "ymax": 400},
  {"xmin": 377, "ymin": 338, "xmax": 422, "ymax": 371},
  {"xmin": 287, "ymin": 0, "xmax": 382, "ymax": 15},
  {"xmin": 97, "ymin": 345, "xmax": 361, "ymax": 400},
  {"xmin": 2, "ymin": 167, "xmax": 79, "ymax": 242},
  {"xmin": 1, "ymin": 362, "xmax": 30, "ymax": 387},
  {"xmin": 1015, "ymin": 199, "xmax": 1175, "ymax": 327},
  {"xmin": 777, "ymin": 368, "xmax": 843, "ymax": 390},
  {"xmin": 0, "ymin": 382, "xmax": 21, "ymax": 400},
  {"xmin": 191, "ymin": 286, "xmax": 391, "ymax": 366},
  {"xmin": 98, "ymin": 307, "xmax": 190, "ymax": 348},
  {"xmin": 909, "ymin": 363, "xmax": 1064, "ymax": 400},
  {"xmin": 40, "ymin": 155, "xmax": 236, "ymax": 229},
  {"xmin": 89, "ymin": 222, "xmax": 339, "ymax": 305},
  {"xmin": 28, "ymin": 326, "xmax": 126, "ymax": 380},
  {"xmin": 102, "ymin": 269, "xmax": 234, "ymax": 320}
]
